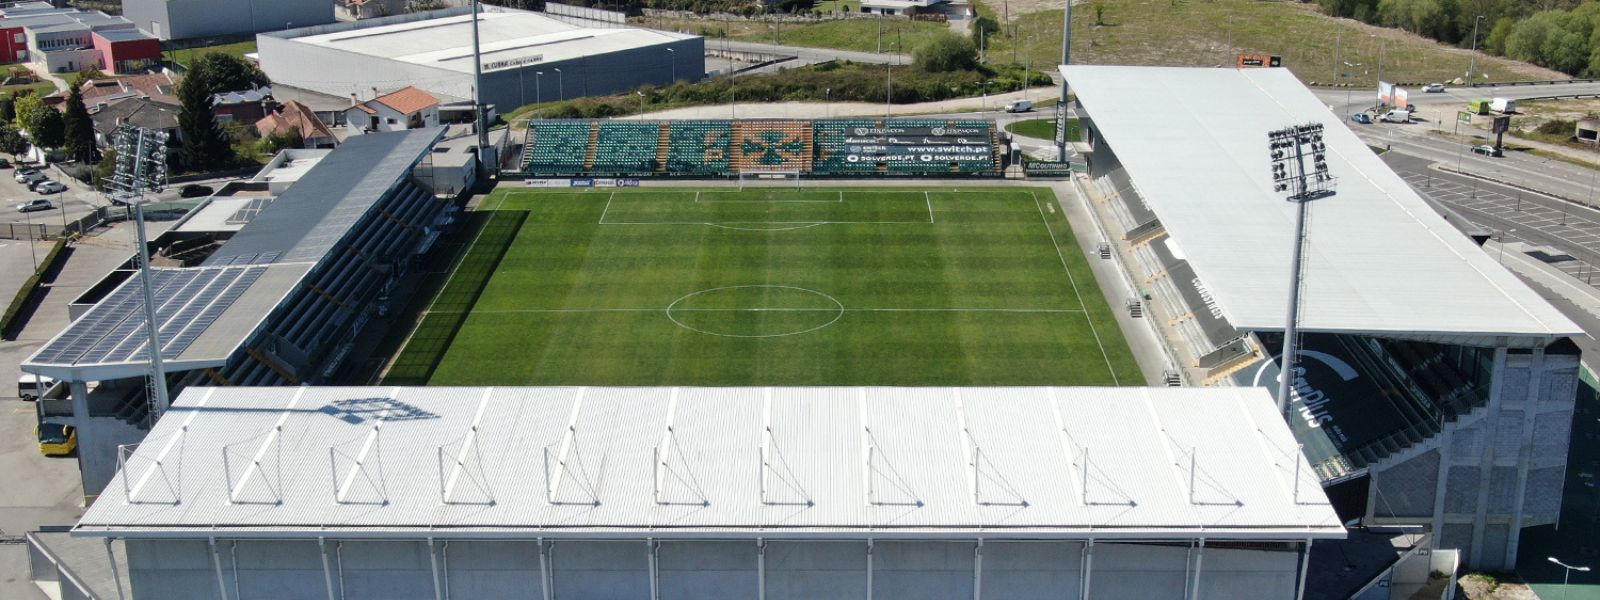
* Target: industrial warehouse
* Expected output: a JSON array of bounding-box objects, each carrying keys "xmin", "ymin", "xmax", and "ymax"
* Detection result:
[
  {"xmin": 256, "ymin": 6, "xmax": 704, "ymax": 118},
  {"xmin": 63, "ymin": 385, "xmax": 1341, "ymax": 599},
  {"xmin": 1062, "ymin": 64, "xmax": 1582, "ymax": 571}
]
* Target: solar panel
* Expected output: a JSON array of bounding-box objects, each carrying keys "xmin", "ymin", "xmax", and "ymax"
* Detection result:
[{"xmin": 29, "ymin": 266, "xmax": 268, "ymax": 367}]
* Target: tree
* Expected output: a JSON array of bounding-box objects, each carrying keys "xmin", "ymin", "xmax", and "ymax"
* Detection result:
[
  {"xmin": 62, "ymin": 85, "xmax": 99, "ymax": 164},
  {"xmin": 13, "ymin": 92, "xmax": 44, "ymax": 131},
  {"xmin": 0, "ymin": 124, "xmax": 30, "ymax": 159},
  {"xmin": 92, "ymin": 148, "xmax": 116, "ymax": 190},
  {"xmin": 71, "ymin": 67, "xmax": 105, "ymax": 88},
  {"xmin": 0, "ymin": 94, "xmax": 15, "ymax": 124},
  {"xmin": 257, "ymin": 126, "xmax": 303, "ymax": 155},
  {"xmin": 915, "ymin": 32, "xmax": 979, "ymax": 73},
  {"xmin": 176, "ymin": 69, "xmax": 232, "ymax": 170},
  {"xmin": 188, "ymin": 53, "xmax": 269, "ymax": 94},
  {"xmin": 29, "ymin": 108, "xmax": 64, "ymax": 151}
]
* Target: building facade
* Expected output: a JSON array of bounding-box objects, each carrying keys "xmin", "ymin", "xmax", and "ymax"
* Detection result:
[
  {"xmin": 123, "ymin": 0, "xmax": 333, "ymax": 40},
  {"xmin": 258, "ymin": 6, "xmax": 703, "ymax": 116},
  {"xmin": 64, "ymin": 386, "xmax": 1344, "ymax": 600}
]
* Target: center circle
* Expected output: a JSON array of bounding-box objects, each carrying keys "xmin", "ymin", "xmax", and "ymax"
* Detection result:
[{"xmin": 666, "ymin": 285, "xmax": 844, "ymax": 338}]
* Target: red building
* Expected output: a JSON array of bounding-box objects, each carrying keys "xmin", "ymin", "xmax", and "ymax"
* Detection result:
[
  {"xmin": 91, "ymin": 29, "xmax": 159, "ymax": 74},
  {"xmin": 0, "ymin": 24, "xmax": 29, "ymax": 63}
]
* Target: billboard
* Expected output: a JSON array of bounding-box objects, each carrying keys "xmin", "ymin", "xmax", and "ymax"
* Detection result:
[
  {"xmin": 1394, "ymin": 87, "xmax": 1408, "ymax": 109},
  {"xmin": 823, "ymin": 125, "xmax": 994, "ymax": 166},
  {"xmin": 1236, "ymin": 54, "xmax": 1283, "ymax": 68},
  {"xmin": 1378, "ymin": 81, "xmax": 1395, "ymax": 106}
]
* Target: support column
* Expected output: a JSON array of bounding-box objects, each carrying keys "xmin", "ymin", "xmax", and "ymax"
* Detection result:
[
  {"xmin": 1080, "ymin": 539, "xmax": 1094, "ymax": 600},
  {"xmin": 1187, "ymin": 539, "xmax": 1205, "ymax": 600},
  {"xmin": 866, "ymin": 539, "xmax": 875, "ymax": 600},
  {"xmin": 428, "ymin": 538, "xmax": 442, "ymax": 600},
  {"xmin": 1470, "ymin": 348, "xmax": 1510, "ymax": 566},
  {"xmin": 757, "ymin": 539, "xmax": 766, "ymax": 600},
  {"xmin": 647, "ymin": 539, "xmax": 659, "ymax": 600},
  {"xmin": 209, "ymin": 538, "xmax": 230, "ymax": 600},
  {"xmin": 538, "ymin": 539, "xmax": 552, "ymax": 600},
  {"xmin": 319, "ymin": 538, "xmax": 337, "ymax": 600},
  {"xmin": 1506, "ymin": 348, "xmax": 1546, "ymax": 567},
  {"xmin": 1294, "ymin": 539, "xmax": 1314, "ymax": 600},
  {"xmin": 105, "ymin": 538, "xmax": 126, "ymax": 600},
  {"xmin": 973, "ymin": 539, "xmax": 983, "ymax": 600}
]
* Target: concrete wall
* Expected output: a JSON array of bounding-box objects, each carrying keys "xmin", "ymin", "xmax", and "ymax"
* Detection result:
[
  {"xmin": 123, "ymin": 537, "xmax": 1308, "ymax": 600},
  {"xmin": 1367, "ymin": 345, "xmax": 1581, "ymax": 571},
  {"xmin": 125, "ymin": 0, "xmax": 332, "ymax": 40}
]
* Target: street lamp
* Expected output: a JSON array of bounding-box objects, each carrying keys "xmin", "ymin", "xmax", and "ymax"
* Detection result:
[
  {"xmin": 1548, "ymin": 557, "xmax": 1590, "ymax": 600},
  {"xmin": 535, "ymin": 71, "xmax": 543, "ymax": 104},
  {"xmin": 666, "ymin": 48, "xmax": 676, "ymax": 83},
  {"xmin": 1497, "ymin": 228, "xmax": 1515, "ymax": 263},
  {"xmin": 553, "ymin": 68, "xmax": 563, "ymax": 100},
  {"xmin": 636, "ymin": 90, "xmax": 646, "ymax": 121},
  {"xmin": 1468, "ymin": 15, "xmax": 1486, "ymax": 81}
]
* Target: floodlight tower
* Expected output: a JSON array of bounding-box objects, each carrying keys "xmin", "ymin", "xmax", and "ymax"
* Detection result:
[
  {"xmin": 106, "ymin": 124, "xmax": 171, "ymax": 421},
  {"xmin": 1267, "ymin": 122, "xmax": 1336, "ymax": 414}
]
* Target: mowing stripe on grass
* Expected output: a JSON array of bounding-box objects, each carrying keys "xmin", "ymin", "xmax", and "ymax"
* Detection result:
[{"xmin": 383, "ymin": 210, "xmax": 528, "ymax": 385}]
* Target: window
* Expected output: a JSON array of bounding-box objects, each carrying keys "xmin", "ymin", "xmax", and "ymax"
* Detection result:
[
  {"xmin": 386, "ymin": 117, "xmax": 397, "ymax": 125},
  {"xmin": 12, "ymin": 33, "xmax": 21, "ymax": 44}
]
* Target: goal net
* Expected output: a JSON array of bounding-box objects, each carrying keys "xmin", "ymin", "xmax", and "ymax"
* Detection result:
[{"xmin": 737, "ymin": 170, "xmax": 802, "ymax": 191}]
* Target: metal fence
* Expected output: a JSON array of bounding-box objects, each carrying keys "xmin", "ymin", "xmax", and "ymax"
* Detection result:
[{"xmin": 0, "ymin": 206, "xmax": 117, "ymax": 241}]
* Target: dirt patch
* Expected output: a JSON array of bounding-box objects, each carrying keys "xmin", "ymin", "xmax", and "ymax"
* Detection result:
[{"xmin": 1460, "ymin": 573, "xmax": 1540, "ymax": 600}]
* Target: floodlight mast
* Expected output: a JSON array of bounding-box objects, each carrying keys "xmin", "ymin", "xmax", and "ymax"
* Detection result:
[
  {"xmin": 107, "ymin": 124, "xmax": 171, "ymax": 421},
  {"xmin": 1267, "ymin": 123, "xmax": 1336, "ymax": 414}
]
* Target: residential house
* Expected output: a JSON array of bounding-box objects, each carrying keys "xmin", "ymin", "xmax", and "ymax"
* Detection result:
[
  {"xmin": 70, "ymin": 70, "xmax": 181, "ymax": 109},
  {"xmin": 256, "ymin": 99, "xmax": 337, "ymax": 149},
  {"xmin": 344, "ymin": 86, "xmax": 438, "ymax": 135},
  {"xmin": 212, "ymin": 86, "xmax": 274, "ymax": 125},
  {"xmin": 89, "ymin": 97, "xmax": 179, "ymax": 147}
]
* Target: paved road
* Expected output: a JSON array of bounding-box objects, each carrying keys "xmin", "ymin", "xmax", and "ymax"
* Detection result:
[{"xmin": 1313, "ymin": 81, "xmax": 1600, "ymax": 118}]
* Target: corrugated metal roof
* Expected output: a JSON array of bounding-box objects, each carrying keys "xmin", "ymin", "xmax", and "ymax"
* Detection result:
[
  {"xmin": 1062, "ymin": 65, "xmax": 1579, "ymax": 339},
  {"xmin": 291, "ymin": 11, "xmax": 693, "ymax": 75},
  {"xmin": 77, "ymin": 386, "xmax": 1345, "ymax": 540},
  {"xmin": 202, "ymin": 128, "xmax": 442, "ymax": 266}
]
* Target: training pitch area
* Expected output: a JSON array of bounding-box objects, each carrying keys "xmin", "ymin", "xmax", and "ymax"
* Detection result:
[{"xmin": 387, "ymin": 186, "xmax": 1141, "ymax": 386}]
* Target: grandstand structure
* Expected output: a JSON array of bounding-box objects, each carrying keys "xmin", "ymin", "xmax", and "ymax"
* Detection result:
[
  {"xmin": 514, "ymin": 118, "xmax": 1002, "ymax": 177},
  {"xmin": 20, "ymin": 129, "xmax": 453, "ymax": 497},
  {"xmin": 70, "ymin": 385, "xmax": 1343, "ymax": 600},
  {"xmin": 1063, "ymin": 65, "xmax": 1581, "ymax": 570}
]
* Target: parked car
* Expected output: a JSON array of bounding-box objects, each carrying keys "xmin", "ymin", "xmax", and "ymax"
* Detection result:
[
  {"xmin": 1471, "ymin": 144, "xmax": 1502, "ymax": 157},
  {"xmin": 1003, "ymin": 100, "xmax": 1033, "ymax": 113},
  {"xmin": 15, "ymin": 198, "xmax": 52, "ymax": 212},
  {"xmin": 13, "ymin": 168, "xmax": 39, "ymax": 183},
  {"xmin": 179, "ymin": 184, "xmax": 214, "ymax": 198},
  {"xmin": 1423, "ymin": 83, "xmax": 1446, "ymax": 93},
  {"xmin": 27, "ymin": 178, "xmax": 55, "ymax": 192},
  {"xmin": 0, "ymin": 158, "xmax": 14, "ymax": 168},
  {"xmin": 1349, "ymin": 113, "xmax": 1373, "ymax": 124},
  {"xmin": 35, "ymin": 422, "xmax": 76, "ymax": 456},
  {"xmin": 35, "ymin": 180, "xmax": 66, "ymax": 194},
  {"xmin": 17, "ymin": 374, "xmax": 57, "ymax": 401}
]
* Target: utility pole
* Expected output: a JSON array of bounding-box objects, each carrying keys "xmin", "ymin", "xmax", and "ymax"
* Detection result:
[
  {"xmin": 470, "ymin": 0, "xmax": 488, "ymax": 168},
  {"xmin": 1468, "ymin": 15, "xmax": 1485, "ymax": 81},
  {"xmin": 1267, "ymin": 123, "xmax": 1337, "ymax": 414}
]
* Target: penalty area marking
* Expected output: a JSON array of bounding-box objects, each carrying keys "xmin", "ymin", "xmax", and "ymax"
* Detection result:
[{"xmin": 1031, "ymin": 191, "xmax": 1120, "ymax": 385}]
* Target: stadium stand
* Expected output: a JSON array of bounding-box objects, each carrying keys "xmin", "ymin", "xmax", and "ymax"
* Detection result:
[{"xmin": 515, "ymin": 118, "xmax": 1000, "ymax": 178}]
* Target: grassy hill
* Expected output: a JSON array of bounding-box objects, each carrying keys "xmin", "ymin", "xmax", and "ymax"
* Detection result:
[{"xmin": 976, "ymin": 0, "xmax": 1563, "ymax": 85}]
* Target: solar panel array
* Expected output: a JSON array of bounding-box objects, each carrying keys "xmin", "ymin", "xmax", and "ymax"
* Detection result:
[{"xmin": 30, "ymin": 266, "xmax": 268, "ymax": 367}]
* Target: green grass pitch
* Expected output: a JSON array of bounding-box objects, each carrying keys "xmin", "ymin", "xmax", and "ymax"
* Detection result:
[{"xmin": 388, "ymin": 186, "xmax": 1142, "ymax": 386}]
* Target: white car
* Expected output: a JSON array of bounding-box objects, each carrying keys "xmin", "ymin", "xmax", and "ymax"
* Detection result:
[
  {"xmin": 36, "ymin": 180, "xmax": 66, "ymax": 193},
  {"xmin": 1423, "ymin": 83, "xmax": 1446, "ymax": 93}
]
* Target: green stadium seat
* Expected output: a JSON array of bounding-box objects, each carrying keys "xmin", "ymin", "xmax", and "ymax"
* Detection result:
[{"xmin": 592, "ymin": 122, "xmax": 661, "ymax": 176}]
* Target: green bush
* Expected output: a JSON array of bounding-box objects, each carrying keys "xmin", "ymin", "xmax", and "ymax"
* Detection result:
[
  {"xmin": 0, "ymin": 237, "xmax": 67, "ymax": 337},
  {"xmin": 916, "ymin": 32, "xmax": 979, "ymax": 73}
]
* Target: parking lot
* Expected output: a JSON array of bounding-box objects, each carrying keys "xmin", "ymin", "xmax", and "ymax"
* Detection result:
[{"xmin": 0, "ymin": 164, "xmax": 108, "ymax": 234}]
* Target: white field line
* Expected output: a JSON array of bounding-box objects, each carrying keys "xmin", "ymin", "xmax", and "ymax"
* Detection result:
[
  {"xmin": 1031, "ymin": 191, "xmax": 1120, "ymax": 385},
  {"xmin": 926, "ymin": 191, "xmax": 935, "ymax": 224},
  {"xmin": 426, "ymin": 307, "xmax": 1086, "ymax": 315},
  {"xmin": 596, "ymin": 191, "xmax": 617, "ymax": 224}
]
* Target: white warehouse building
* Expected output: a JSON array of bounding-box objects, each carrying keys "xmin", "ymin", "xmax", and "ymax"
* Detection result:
[
  {"xmin": 62, "ymin": 385, "xmax": 1343, "ymax": 599},
  {"xmin": 257, "ymin": 6, "xmax": 704, "ymax": 117}
]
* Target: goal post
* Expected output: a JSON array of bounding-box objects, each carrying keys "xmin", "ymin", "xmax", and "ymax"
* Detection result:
[{"xmin": 737, "ymin": 170, "xmax": 802, "ymax": 191}]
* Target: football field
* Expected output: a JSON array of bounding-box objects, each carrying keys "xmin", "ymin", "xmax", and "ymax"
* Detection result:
[{"xmin": 387, "ymin": 186, "xmax": 1141, "ymax": 386}]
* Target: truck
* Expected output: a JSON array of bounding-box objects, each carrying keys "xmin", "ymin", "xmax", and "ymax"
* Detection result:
[
  {"xmin": 1379, "ymin": 109, "xmax": 1412, "ymax": 123},
  {"xmin": 1491, "ymin": 97, "xmax": 1517, "ymax": 114},
  {"xmin": 1468, "ymin": 99, "xmax": 1492, "ymax": 115}
]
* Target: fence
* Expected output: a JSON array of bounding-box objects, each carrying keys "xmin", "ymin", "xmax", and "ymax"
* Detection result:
[
  {"xmin": 544, "ymin": 2, "xmax": 629, "ymax": 27},
  {"xmin": 0, "ymin": 206, "xmax": 117, "ymax": 241}
]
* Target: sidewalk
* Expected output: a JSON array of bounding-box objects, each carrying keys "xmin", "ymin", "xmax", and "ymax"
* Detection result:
[
  {"xmin": 636, "ymin": 85, "xmax": 1056, "ymax": 120},
  {"xmin": 1491, "ymin": 240, "xmax": 1600, "ymax": 373}
]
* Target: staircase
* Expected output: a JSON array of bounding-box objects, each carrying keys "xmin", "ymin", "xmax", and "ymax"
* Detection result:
[
  {"xmin": 655, "ymin": 124, "xmax": 671, "ymax": 174},
  {"xmin": 582, "ymin": 122, "xmax": 600, "ymax": 171}
]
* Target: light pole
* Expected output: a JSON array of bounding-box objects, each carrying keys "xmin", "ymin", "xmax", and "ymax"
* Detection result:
[
  {"xmin": 1371, "ymin": 34, "xmax": 1386, "ymax": 108},
  {"xmin": 1497, "ymin": 228, "xmax": 1515, "ymax": 263},
  {"xmin": 666, "ymin": 48, "xmax": 676, "ymax": 83},
  {"xmin": 554, "ymin": 68, "xmax": 563, "ymax": 100},
  {"xmin": 1468, "ymin": 15, "xmax": 1486, "ymax": 81},
  {"xmin": 1548, "ymin": 557, "xmax": 1590, "ymax": 600},
  {"xmin": 535, "ymin": 71, "xmax": 543, "ymax": 104},
  {"xmin": 825, "ymin": 87, "xmax": 831, "ymax": 118},
  {"xmin": 22, "ymin": 201, "xmax": 37, "ymax": 272},
  {"xmin": 636, "ymin": 91, "xmax": 646, "ymax": 120},
  {"xmin": 1343, "ymin": 61, "xmax": 1360, "ymax": 110}
]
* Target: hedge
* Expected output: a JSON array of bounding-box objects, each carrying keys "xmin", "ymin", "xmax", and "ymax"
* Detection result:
[{"xmin": 0, "ymin": 236, "xmax": 67, "ymax": 338}]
